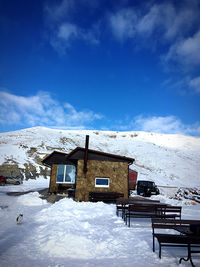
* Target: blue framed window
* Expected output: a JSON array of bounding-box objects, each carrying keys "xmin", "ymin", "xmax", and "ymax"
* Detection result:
[
  {"xmin": 56, "ymin": 164, "xmax": 76, "ymax": 184},
  {"xmin": 95, "ymin": 177, "xmax": 110, "ymax": 188}
]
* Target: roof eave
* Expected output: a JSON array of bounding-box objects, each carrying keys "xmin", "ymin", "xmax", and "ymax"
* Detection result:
[{"xmin": 67, "ymin": 147, "xmax": 135, "ymax": 163}]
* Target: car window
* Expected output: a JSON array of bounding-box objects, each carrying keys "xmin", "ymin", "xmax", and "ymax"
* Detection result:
[{"xmin": 138, "ymin": 181, "xmax": 155, "ymax": 187}]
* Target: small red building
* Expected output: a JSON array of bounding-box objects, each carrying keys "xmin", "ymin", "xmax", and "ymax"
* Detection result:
[{"xmin": 129, "ymin": 169, "xmax": 138, "ymax": 190}]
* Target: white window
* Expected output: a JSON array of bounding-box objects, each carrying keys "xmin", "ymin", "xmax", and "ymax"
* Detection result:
[
  {"xmin": 95, "ymin": 177, "xmax": 110, "ymax": 188},
  {"xmin": 56, "ymin": 164, "xmax": 76, "ymax": 184}
]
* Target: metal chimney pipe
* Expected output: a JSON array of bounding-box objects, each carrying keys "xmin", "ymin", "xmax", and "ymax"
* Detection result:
[{"xmin": 83, "ymin": 135, "xmax": 89, "ymax": 173}]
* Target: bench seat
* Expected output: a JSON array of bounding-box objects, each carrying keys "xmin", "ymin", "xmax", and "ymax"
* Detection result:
[
  {"xmin": 154, "ymin": 233, "xmax": 200, "ymax": 258},
  {"xmin": 116, "ymin": 198, "xmax": 160, "ymax": 217},
  {"xmin": 89, "ymin": 192, "xmax": 124, "ymax": 203},
  {"xmin": 152, "ymin": 218, "xmax": 200, "ymax": 262},
  {"xmin": 125, "ymin": 204, "xmax": 178, "ymax": 227}
]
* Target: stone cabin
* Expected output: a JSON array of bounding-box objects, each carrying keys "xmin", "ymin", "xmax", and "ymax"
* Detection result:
[{"xmin": 42, "ymin": 136, "xmax": 135, "ymax": 202}]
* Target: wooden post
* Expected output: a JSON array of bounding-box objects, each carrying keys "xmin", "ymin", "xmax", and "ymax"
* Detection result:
[{"xmin": 83, "ymin": 135, "xmax": 89, "ymax": 173}]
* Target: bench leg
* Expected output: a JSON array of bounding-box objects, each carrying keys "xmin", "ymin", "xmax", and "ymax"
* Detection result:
[
  {"xmin": 123, "ymin": 209, "xmax": 126, "ymax": 221},
  {"xmin": 153, "ymin": 235, "xmax": 155, "ymax": 252},
  {"xmin": 189, "ymin": 257, "xmax": 195, "ymax": 267},
  {"xmin": 125, "ymin": 214, "xmax": 127, "ymax": 225},
  {"xmin": 159, "ymin": 244, "xmax": 162, "ymax": 259},
  {"xmin": 179, "ymin": 245, "xmax": 195, "ymax": 267},
  {"xmin": 116, "ymin": 208, "xmax": 120, "ymax": 217}
]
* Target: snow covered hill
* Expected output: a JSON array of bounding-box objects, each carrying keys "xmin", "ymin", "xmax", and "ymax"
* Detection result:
[{"xmin": 0, "ymin": 126, "xmax": 200, "ymax": 188}]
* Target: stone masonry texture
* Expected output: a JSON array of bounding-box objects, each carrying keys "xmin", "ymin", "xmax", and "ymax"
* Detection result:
[{"xmin": 49, "ymin": 160, "xmax": 129, "ymax": 201}]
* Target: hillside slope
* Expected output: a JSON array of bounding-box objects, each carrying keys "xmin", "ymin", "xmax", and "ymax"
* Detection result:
[{"xmin": 0, "ymin": 127, "xmax": 199, "ymax": 187}]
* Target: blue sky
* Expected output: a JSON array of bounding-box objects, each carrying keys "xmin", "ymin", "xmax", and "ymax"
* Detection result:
[{"xmin": 0, "ymin": 0, "xmax": 200, "ymax": 136}]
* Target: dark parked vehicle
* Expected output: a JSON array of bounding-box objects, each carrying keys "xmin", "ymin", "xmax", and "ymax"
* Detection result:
[
  {"xmin": 136, "ymin": 180, "xmax": 160, "ymax": 197},
  {"xmin": 0, "ymin": 175, "xmax": 6, "ymax": 186}
]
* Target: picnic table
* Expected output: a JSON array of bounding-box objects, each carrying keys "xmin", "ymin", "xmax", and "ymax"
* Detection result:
[
  {"xmin": 175, "ymin": 225, "xmax": 200, "ymax": 267},
  {"xmin": 116, "ymin": 197, "xmax": 160, "ymax": 218},
  {"xmin": 125, "ymin": 203, "xmax": 170, "ymax": 227},
  {"xmin": 116, "ymin": 198, "xmax": 182, "ymax": 227},
  {"xmin": 152, "ymin": 219, "xmax": 200, "ymax": 266}
]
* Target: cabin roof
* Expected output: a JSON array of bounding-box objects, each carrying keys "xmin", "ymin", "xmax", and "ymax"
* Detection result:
[
  {"xmin": 67, "ymin": 147, "xmax": 134, "ymax": 163},
  {"xmin": 42, "ymin": 151, "xmax": 75, "ymax": 167},
  {"xmin": 42, "ymin": 147, "xmax": 134, "ymax": 167}
]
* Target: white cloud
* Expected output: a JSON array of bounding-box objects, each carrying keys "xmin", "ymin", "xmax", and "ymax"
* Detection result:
[
  {"xmin": 44, "ymin": 0, "xmax": 74, "ymax": 23},
  {"xmin": 189, "ymin": 76, "xmax": 200, "ymax": 93},
  {"xmin": 107, "ymin": 1, "xmax": 200, "ymax": 83},
  {"xmin": 57, "ymin": 22, "xmax": 99, "ymax": 44},
  {"xmin": 0, "ymin": 91, "xmax": 102, "ymax": 129},
  {"xmin": 176, "ymin": 30, "xmax": 200, "ymax": 66},
  {"xmin": 115, "ymin": 115, "xmax": 200, "ymax": 136},
  {"xmin": 108, "ymin": 1, "xmax": 199, "ymax": 42},
  {"xmin": 136, "ymin": 5, "xmax": 160, "ymax": 37},
  {"xmin": 133, "ymin": 115, "xmax": 200, "ymax": 136},
  {"xmin": 58, "ymin": 23, "xmax": 78, "ymax": 41},
  {"xmin": 135, "ymin": 116, "xmax": 183, "ymax": 134},
  {"xmin": 44, "ymin": 0, "xmax": 100, "ymax": 23},
  {"xmin": 50, "ymin": 22, "xmax": 80, "ymax": 54},
  {"xmin": 165, "ymin": 29, "xmax": 200, "ymax": 68},
  {"xmin": 45, "ymin": 0, "xmax": 200, "ymax": 70},
  {"xmin": 108, "ymin": 9, "xmax": 137, "ymax": 41},
  {"xmin": 44, "ymin": 0, "xmax": 99, "ymax": 54},
  {"xmin": 136, "ymin": 1, "xmax": 199, "ymax": 41},
  {"xmin": 163, "ymin": 4, "xmax": 198, "ymax": 40},
  {"xmin": 43, "ymin": 0, "xmax": 200, "ymax": 94},
  {"xmin": 50, "ymin": 22, "xmax": 99, "ymax": 55},
  {"xmin": 64, "ymin": 103, "xmax": 102, "ymax": 123}
]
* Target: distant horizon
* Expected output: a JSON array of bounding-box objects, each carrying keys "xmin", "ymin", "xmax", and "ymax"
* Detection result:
[
  {"xmin": 1, "ymin": 125, "xmax": 199, "ymax": 139},
  {"xmin": 0, "ymin": 0, "xmax": 200, "ymax": 136}
]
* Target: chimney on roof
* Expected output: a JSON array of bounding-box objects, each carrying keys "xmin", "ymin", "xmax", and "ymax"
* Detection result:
[{"xmin": 83, "ymin": 135, "xmax": 89, "ymax": 173}]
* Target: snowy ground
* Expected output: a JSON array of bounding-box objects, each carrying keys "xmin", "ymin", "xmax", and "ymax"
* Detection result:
[
  {"xmin": 0, "ymin": 178, "xmax": 200, "ymax": 267},
  {"xmin": 0, "ymin": 177, "xmax": 49, "ymax": 193}
]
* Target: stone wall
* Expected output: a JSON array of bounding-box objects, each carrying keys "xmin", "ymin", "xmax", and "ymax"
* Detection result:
[
  {"xmin": 0, "ymin": 164, "xmax": 23, "ymax": 178},
  {"xmin": 0, "ymin": 163, "xmax": 50, "ymax": 180},
  {"xmin": 75, "ymin": 160, "xmax": 129, "ymax": 201},
  {"xmin": 49, "ymin": 164, "xmax": 57, "ymax": 193},
  {"xmin": 49, "ymin": 160, "xmax": 129, "ymax": 201}
]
